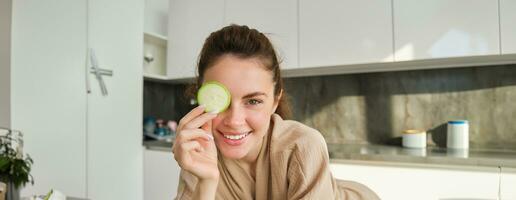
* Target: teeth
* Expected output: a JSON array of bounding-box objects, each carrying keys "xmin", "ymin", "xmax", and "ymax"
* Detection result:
[{"xmin": 223, "ymin": 132, "xmax": 250, "ymax": 140}]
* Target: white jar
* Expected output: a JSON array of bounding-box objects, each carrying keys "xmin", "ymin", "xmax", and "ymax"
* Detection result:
[
  {"xmin": 447, "ymin": 120, "xmax": 469, "ymax": 149},
  {"xmin": 402, "ymin": 129, "xmax": 427, "ymax": 148}
]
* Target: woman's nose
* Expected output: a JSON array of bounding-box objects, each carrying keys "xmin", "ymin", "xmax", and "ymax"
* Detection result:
[{"xmin": 222, "ymin": 105, "xmax": 246, "ymax": 127}]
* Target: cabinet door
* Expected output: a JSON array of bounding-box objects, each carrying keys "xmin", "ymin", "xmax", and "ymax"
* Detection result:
[
  {"xmin": 225, "ymin": 0, "xmax": 298, "ymax": 69},
  {"xmin": 144, "ymin": 149, "xmax": 181, "ymax": 200},
  {"xmin": 500, "ymin": 0, "xmax": 516, "ymax": 54},
  {"xmin": 12, "ymin": 0, "xmax": 88, "ymax": 197},
  {"xmin": 501, "ymin": 170, "xmax": 516, "ymax": 200},
  {"xmin": 394, "ymin": 0, "xmax": 499, "ymax": 61},
  {"xmin": 299, "ymin": 0, "xmax": 393, "ymax": 68},
  {"xmin": 167, "ymin": 0, "xmax": 225, "ymax": 79},
  {"xmin": 330, "ymin": 163, "xmax": 500, "ymax": 200},
  {"xmin": 86, "ymin": 0, "xmax": 143, "ymax": 199}
]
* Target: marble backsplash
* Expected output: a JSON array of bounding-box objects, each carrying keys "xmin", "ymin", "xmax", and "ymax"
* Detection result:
[
  {"xmin": 284, "ymin": 65, "xmax": 516, "ymax": 150},
  {"xmin": 143, "ymin": 82, "xmax": 192, "ymax": 122},
  {"xmin": 144, "ymin": 65, "xmax": 516, "ymax": 150}
]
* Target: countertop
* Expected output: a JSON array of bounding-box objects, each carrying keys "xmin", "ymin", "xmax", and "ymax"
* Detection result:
[
  {"xmin": 327, "ymin": 143, "xmax": 516, "ymax": 169},
  {"xmin": 143, "ymin": 140, "xmax": 516, "ymax": 169},
  {"xmin": 143, "ymin": 140, "xmax": 173, "ymax": 152}
]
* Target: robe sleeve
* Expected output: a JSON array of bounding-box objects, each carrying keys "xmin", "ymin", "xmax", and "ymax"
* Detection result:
[
  {"xmin": 286, "ymin": 137, "xmax": 336, "ymax": 200},
  {"xmin": 175, "ymin": 169, "xmax": 198, "ymax": 200}
]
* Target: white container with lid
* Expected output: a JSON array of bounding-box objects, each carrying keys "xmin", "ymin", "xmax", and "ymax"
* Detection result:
[
  {"xmin": 402, "ymin": 129, "xmax": 427, "ymax": 148},
  {"xmin": 447, "ymin": 120, "xmax": 469, "ymax": 149}
]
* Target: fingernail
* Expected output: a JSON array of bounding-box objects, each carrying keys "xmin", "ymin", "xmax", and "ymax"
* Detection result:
[
  {"xmin": 199, "ymin": 104, "xmax": 206, "ymax": 109},
  {"xmin": 205, "ymin": 134, "xmax": 214, "ymax": 140},
  {"xmin": 209, "ymin": 110, "xmax": 219, "ymax": 115}
]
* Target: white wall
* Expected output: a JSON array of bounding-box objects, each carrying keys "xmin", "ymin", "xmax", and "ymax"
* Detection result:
[{"xmin": 0, "ymin": 0, "xmax": 12, "ymax": 128}]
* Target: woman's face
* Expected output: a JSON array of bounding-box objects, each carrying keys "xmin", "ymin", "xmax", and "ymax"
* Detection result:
[{"xmin": 203, "ymin": 54, "xmax": 279, "ymax": 161}]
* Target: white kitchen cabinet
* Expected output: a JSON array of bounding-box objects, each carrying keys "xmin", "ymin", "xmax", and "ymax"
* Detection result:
[
  {"xmin": 86, "ymin": 0, "xmax": 143, "ymax": 199},
  {"xmin": 144, "ymin": 33, "xmax": 168, "ymax": 77},
  {"xmin": 299, "ymin": 0, "xmax": 393, "ymax": 68},
  {"xmin": 167, "ymin": 0, "xmax": 225, "ymax": 79},
  {"xmin": 8, "ymin": 0, "xmax": 143, "ymax": 199},
  {"xmin": 500, "ymin": 0, "xmax": 516, "ymax": 54},
  {"xmin": 224, "ymin": 0, "xmax": 298, "ymax": 69},
  {"xmin": 501, "ymin": 169, "xmax": 516, "ymax": 200},
  {"xmin": 143, "ymin": 0, "xmax": 169, "ymax": 79},
  {"xmin": 12, "ymin": 0, "xmax": 88, "ymax": 197},
  {"xmin": 144, "ymin": 149, "xmax": 181, "ymax": 200},
  {"xmin": 143, "ymin": 0, "xmax": 168, "ymax": 80},
  {"xmin": 330, "ymin": 162, "xmax": 500, "ymax": 200},
  {"xmin": 393, "ymin": 0, "xmax": 500, "ymax": 61}
]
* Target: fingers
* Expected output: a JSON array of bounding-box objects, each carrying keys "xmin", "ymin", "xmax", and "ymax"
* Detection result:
[
  {"xmin": 201, "ymin": 118, "xmax": 212, "ymax": 134},
  {"xmin": 176, "ymin": 129, "xmax": 213, "ymax": 143},
  {"xmin": 173, "ymin": 140, "xmax": 202, "ymax": 168},
  {"xmin": 179, "ymin": 140, "xmax": 202, "ymax": 153},
  {"xmin": 178, "ymin": 105, "xmax": 206, "ymax": 130},
  {"xmin": 183, "ymin": 112, "xmax": 217, "ymax": 130}
]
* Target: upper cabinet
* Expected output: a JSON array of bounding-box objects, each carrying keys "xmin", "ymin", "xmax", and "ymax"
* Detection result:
[
  {"xmin": 166, "ymin": 0, "xmax": 514, "ymax": 80},
  {"xmin": 299, "ymin": 0, "xmax": 393, "ymax": 68},
  {"xmin": 143, "ymin": 0, "xmax": 168, "ymax": 79},
  {"xmin": 167, "ymin": 0, "xmax": 224, "ymax": 79},
  {"xmin": 225, "ymin": 0, "xmax": 298, "ymax": 69},
  {"xmin": 393, "ymin": 0, "xmax": 500, "ymax": 61},
  {"xmin": 144, "ymin": 0, "xmax": 168, "ymax": 37},
  {"xmin": 500, "ymin": 0, "xmax": 516, "ymax": 54}
]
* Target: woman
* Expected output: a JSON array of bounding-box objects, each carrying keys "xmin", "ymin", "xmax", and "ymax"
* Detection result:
[{"xmin": 172, "ymin": 24, "xmax": 379, "ymax": 200}]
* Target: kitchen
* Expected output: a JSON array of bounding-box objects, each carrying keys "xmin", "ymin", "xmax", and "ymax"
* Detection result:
[{"xmin": 1, "ymin": 0, "xmax": 516, "ymax": 200}]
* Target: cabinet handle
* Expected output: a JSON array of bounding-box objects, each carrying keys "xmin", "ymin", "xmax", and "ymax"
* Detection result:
[
  {"xmin": 86, "ymin": 52, "xmax": 91, "ymax": 94},
  {"xmin": 89, "ymin": 48, "xmax": 113, "ymax": 96}
]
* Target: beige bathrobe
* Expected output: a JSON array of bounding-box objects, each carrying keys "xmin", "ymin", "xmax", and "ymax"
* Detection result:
[{"xmin": 175, "ymin": 114, "xmax": 379, "ymax": 200}]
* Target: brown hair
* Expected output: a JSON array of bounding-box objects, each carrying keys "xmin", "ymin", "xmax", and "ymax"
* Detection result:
[{"xmin": 188, "ymin": 24, "xmax": 292, "ymax": 119}]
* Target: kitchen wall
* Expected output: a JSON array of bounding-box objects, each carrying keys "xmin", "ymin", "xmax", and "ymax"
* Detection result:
[
  {"xmin": 285, "ymin": 65, "xmax": 516, "ymax": 150},
  {"xmin": 144, "ymin": 65, "xmax": 516, "ymax": 150},
  {"xmin": 0, "ymin": 0, "xmax": 12, "ymax": 128},
  {"xmin": 143, "ymin": 81, "xmax": 193, "ymax": 122}
]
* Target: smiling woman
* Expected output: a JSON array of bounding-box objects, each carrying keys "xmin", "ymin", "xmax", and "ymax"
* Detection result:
[{"xmin": 172, "ymin": 24, "xmax": 379, "ymax": 200}]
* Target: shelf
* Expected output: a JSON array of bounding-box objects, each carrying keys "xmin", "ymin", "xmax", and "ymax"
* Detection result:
[
  {"xmin": 144, "ymin": 73, "xmax": 168, "ymax": 81},
  {"xmin": 144, "ymin": 32, "xmax": 167, "ymax": 47},
  {"xmin": 143, "ymin": 73, "xmax": 194, "ymax": 84}
]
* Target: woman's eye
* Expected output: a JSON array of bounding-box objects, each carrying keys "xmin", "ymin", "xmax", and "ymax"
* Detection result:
[{"xmin": 247, "ymin": 99, "xmax": 263, "ymax": 105}]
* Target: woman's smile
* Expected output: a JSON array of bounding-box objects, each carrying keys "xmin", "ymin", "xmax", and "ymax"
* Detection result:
[{"xmin": 217, "ymin": 130, "xmax": 253, "ymax": 146}]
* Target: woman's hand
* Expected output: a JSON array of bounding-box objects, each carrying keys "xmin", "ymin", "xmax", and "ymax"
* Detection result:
[{"xmin": 173, "ymin": 105, "xmax": 219, "ymax": 181}]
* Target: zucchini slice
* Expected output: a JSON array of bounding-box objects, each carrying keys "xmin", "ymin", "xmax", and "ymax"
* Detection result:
[{"xmin": 197, "ymin": 81, "xmax": 231, "ymax": 113}]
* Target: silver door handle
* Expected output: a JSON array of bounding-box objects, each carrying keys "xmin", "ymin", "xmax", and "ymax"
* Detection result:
[
  {"xmin": 90, "ymin": 68, "xmax": 113, "ymax": 76},
  {"xmin": 89, "ymin": 48, "xmax": 113, "ymax": 96}
]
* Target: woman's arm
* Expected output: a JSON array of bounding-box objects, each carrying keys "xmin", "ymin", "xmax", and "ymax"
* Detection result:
[
  {"xmin": 175, "ymin": 170, "xmax": 219, "ymax": 200},
  {"xmin": 192, "ymin": 178, "xmax": 219, "ymax": 200},
  {"xmin": 173, "ymin": 105, "xmax": 219, "ymax": 200}
]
